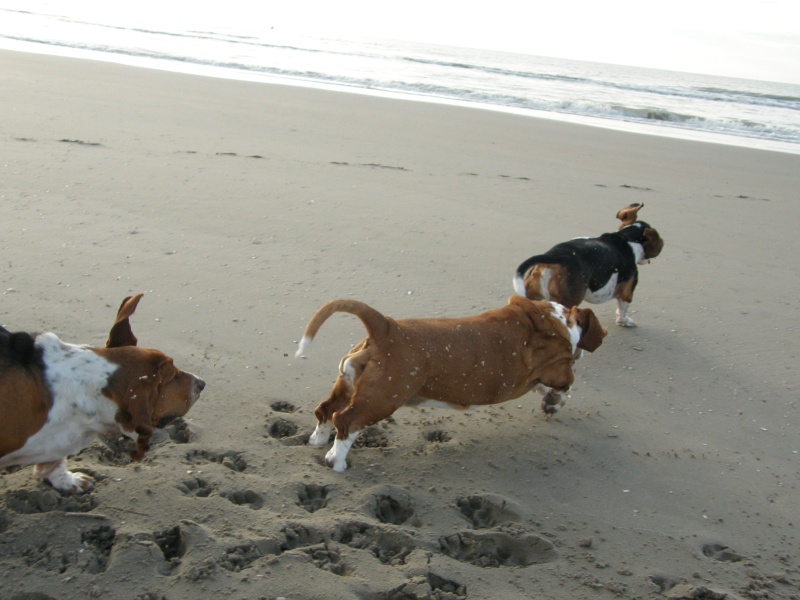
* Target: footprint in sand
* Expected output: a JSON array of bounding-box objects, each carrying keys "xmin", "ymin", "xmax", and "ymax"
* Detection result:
[
  {"xmin": 439, "ymin": 527, "xmax": 557, "ymax": 567},
  {"xmin": 297, "ymin": 483, "xmax": 330, "ymax": 513},
  {"xmin": 367, "ymin": 485, "xmax": 415, "ymax": 525},
  {"xmin": 5, "ymin": 489, "xmax": 96, "ymax": 514},
  {"xmin": 456, "ymin": 493, "xmax": 523, "ymax": 529},
  {"xmin": 270, "ymin": 400, "xmax": 297, "ymax": 413},
  {"xmin": 701, "ymin": 542, "xmax": 744, "ymax": 562},
  {"xmin": 164, "ymin": 417, "xmax": 194, "ymax": 444},
  {"xmin": 220, "ymin": 489, "xmax": 264, "ymax": 510},
  {"xmin": 388, "ymin": 573, "xmax": 468, "ymax": 600},
  {"xmin": 185, "ymin": 449, "xmax": 247, "ymax": 472},
  {"xmin": 332, "ymin": 521, "xmax": 416, "ymax": 566}
]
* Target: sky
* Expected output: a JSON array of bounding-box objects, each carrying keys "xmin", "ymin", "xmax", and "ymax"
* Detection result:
[
  {"xmin": 2, "ymin": 0, "xmax": 799, "ymax": 84},
  {"xmin": 284, "ymin": 0, "xmax": 800, "ymax": 84}
]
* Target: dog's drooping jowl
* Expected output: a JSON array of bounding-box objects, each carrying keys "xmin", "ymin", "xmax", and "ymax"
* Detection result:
[
  {"xmin": 0, "ymin": 294, "xmax": 205, "ymax": 494},
  {"xmin": 514, "ymin": 203, "xmax": 664, "ymax": 327},
  {"xmin": 295, "ymin": 296, "xmax": 606, "ymax": 472}
]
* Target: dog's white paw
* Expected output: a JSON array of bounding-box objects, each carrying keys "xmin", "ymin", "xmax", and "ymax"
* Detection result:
[
  {"xmin": 61, "ymin": 471, "xmax": 95, "ymax": 494},
  {"xmin": 541, "ymin": 390, "xmax": 565, "ymax": 415},
  {"xmin": 325, "ymin": 446, "xmax": 347, "ymax": 472},
  {"xmin": 36, "ymin": 461, "xmax": 95, "ymax": 495},
  {"xmin": 323, "ymin": 432, "xmax": 359, "ymax": 473},
  {"xmin": 309, "ymin": 422, "xmax": 333, "ymax": 447},
  {"xmin": 616, "ymin": 316, "xmax": 637, "ymax": 327}
]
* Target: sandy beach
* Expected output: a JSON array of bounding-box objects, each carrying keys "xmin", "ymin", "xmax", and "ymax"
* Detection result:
[{"xmin": 1, "ymin": 49, "xmax": 799, "ymax": 600}]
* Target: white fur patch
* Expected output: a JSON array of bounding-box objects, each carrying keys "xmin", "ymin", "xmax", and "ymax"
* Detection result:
[
  {"xmin": 325, "ymin": 431, "xmax": 360, "ymax": 472},
  {"xmin": 537, "ymin": 268, "xmax": 553, "ymax": 300},
  {"xmin": 33, "ymin": 459, "xmax": 94, "ymax": 494},
  {"xmin": 548, "ymin": 302, "xmax": 568, "ymax": 327},
  {"xmin": 616, "ymin": 300, "xmax": 637, "ymax": 327},
  {"xmin": 309, "ymin": 421, "xmax": 333, "ymax": 446},
  {"xmin": 340, "ymin": 356, "xmax": 357, "ymax": 384},
  {"xmin": 514, "ymin": 266, "xmax": 554, "ymax": 299},
  {"xmin": 0, "ymin": 333, "xmax": 120, "ymax": 467},
  {"xmin": 629, "ymin": 241, "xmax": 647, "ymax": 265},
  {"xmin": 295, "ymin": 336, "xmax": 312, "ymax": 358},
  {"xmin": 584, "ymin": 272, "xmax": 618, "ymax": 304},
  {"xmin": 512, "ymin": 274, "xmax": 527, "ymax": 297},
  {"xmin": 548, "ymin": 302, "xmax": 580, "ymax": 355}
]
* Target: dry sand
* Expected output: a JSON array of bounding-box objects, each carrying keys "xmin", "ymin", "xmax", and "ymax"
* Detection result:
[{"xmin": 1, "ymin": 49, "xmax": 799, "ymax": 600}]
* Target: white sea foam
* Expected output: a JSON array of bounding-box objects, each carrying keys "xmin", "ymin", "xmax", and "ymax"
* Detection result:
[{"xmin": 2, "ymin": 5, "xmax": 799, "ymax": 153}]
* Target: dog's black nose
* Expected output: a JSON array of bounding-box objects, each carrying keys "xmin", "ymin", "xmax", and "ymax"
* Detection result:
[{"xmin": 196, "ymin": 378, "xmax": 206, "ymax": 392}]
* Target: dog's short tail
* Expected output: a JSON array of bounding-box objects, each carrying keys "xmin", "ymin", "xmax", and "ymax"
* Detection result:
[{"xmin": 295, "ymin": 299, "xmax": 390, "ymax": 358}]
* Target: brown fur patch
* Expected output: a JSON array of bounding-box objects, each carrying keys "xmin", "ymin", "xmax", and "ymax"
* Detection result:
[{"xmin": 614, "ymin": 277, "xmax": 636, "ymax": 303}]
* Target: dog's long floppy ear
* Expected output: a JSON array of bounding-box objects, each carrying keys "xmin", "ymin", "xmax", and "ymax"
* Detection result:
[
  {"xmin": 114, "ymin": 357, "xmax": 176, "ymax": 460},
  {"xmin": 642, "ymin": 227, "xmax": 664, "ymax": 259},
  {"xmin": 114, "ymin": 380, "xmax": 155, "ymax": 461},
  {"xmin": 106, "ymin": 293, "xmax": 144, "ymax": 348},
  {"xmin": 571, "ymin": 307, "xmax": 607, "ymax": 352},
  {"xmin": 616, "ymin": 203, "xmax": 643, "ymax": 229}
]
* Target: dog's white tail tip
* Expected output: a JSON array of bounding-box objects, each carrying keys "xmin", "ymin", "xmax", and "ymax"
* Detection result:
[
  {"xmin": 513, "ymin": 275, "xmax": 527, "ymax": 297},
  {"xmin": 295, "ymin": 336, "xmax": 313, "ymax": 358}
]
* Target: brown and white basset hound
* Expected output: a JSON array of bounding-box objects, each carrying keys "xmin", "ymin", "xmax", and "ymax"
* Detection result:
[
  {"xmin": 0, "ymin": 294, "xmax": 205, "ymax": 494},
  {"xmin": 295, "ymin": 296, "xmax": 606, "ymax": 472},
  {"xmin": 514, "ymin": 203, "xmax": 664, "ymax": 327}
]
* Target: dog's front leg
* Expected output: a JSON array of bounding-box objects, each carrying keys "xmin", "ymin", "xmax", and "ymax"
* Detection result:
[
  {"xmin": 324, "ymin": 384, "xmax": 403, "ymax": 472},
  {"xmin": 309, "ymin": 421, "xmax": 334, "ymax": 446},
  {"xmin": 325, "ymin": 430, "xmax": 360, "ymax": 472},
  {"xmin": 537, "ymin": 386, "xmax": 567, "ymax": 415}
]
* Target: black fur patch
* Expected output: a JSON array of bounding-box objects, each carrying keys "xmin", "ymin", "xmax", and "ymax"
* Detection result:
[
  {"xmin": 516, "ymin": 222, "xmax": 651, "ymax": 294},
  {"xmin": 0, "ymin": 329, "xmax": 45, "ymax": 372}
]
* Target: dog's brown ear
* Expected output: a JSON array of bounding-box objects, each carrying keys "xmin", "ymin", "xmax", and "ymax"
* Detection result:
[
  {"xmin": 573, "ymin": 307, "xmax": 607, "ymax": 352},
  {"xmin": 616, "ymin": 203, "xmax": 643, "ymax": 229},
  {"xmin": 114, "ymin": 382, "xmax": 154, "ymax": 461},
  {"xmin": 106, "ymin": 293, "xmax": 144, "ymax": 348},
  {"xmin": 113, "ymin": 357, "xmax": 176, "ymax": 460},
  {"xmin": 642, "ymin": 227, "xmax": 664, "ymax": 259}
]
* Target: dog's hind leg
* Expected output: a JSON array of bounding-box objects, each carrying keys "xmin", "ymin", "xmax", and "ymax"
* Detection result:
[
  {"xmin": 311, "ymin": 378, "xmax": 351, "ymax": 446},
  {"xmin": 615, "ymin": 300, "xmax": 636, "ymax": 327},
  {"xmin": 614, "ymin": 278, "xmax": 637, "ymax": 327},
  {"xmin": 325, "ymin": 386, "xmax": 406, "ymax": 472},
  {"xmin": 310, "ymin": 347, "xmax": 370, "ymax": 446}
]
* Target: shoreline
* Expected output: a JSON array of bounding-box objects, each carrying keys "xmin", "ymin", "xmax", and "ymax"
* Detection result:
[
  {"xmin": 2, "ymin": 40, "xmax": 799, "ymax": 156},
  {"xmin": 2, "ymin": 49, "xmax": 799, "ymax": 600}
]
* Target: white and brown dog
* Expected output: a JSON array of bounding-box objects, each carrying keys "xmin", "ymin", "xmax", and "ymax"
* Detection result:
[
  {"xmin": 0, "ymin": 294, "xmax": 205, "ymax": 494},
  {"xmin": 514, "ymin": 203, "xmax": 664, "ymax": 327},
  {"xmin": 295, "ymin": 296, "xmax": 606, "ymax": 472}
]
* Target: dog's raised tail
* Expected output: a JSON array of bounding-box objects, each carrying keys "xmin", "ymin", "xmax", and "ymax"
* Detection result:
[{"xmin": 295, "ymin": 299, "xmax": 390, "ymax": 358}]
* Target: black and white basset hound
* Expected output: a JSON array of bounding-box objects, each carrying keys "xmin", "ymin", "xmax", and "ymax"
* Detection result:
[{"xmin": 513, "ymin": 203, "xmax": 664, "ymax": 327}]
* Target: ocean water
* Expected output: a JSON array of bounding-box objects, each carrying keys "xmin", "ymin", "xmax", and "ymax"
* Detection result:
[{"xmin": 2, "ymin": 4, "xmax": 799, "ymax": 154}]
